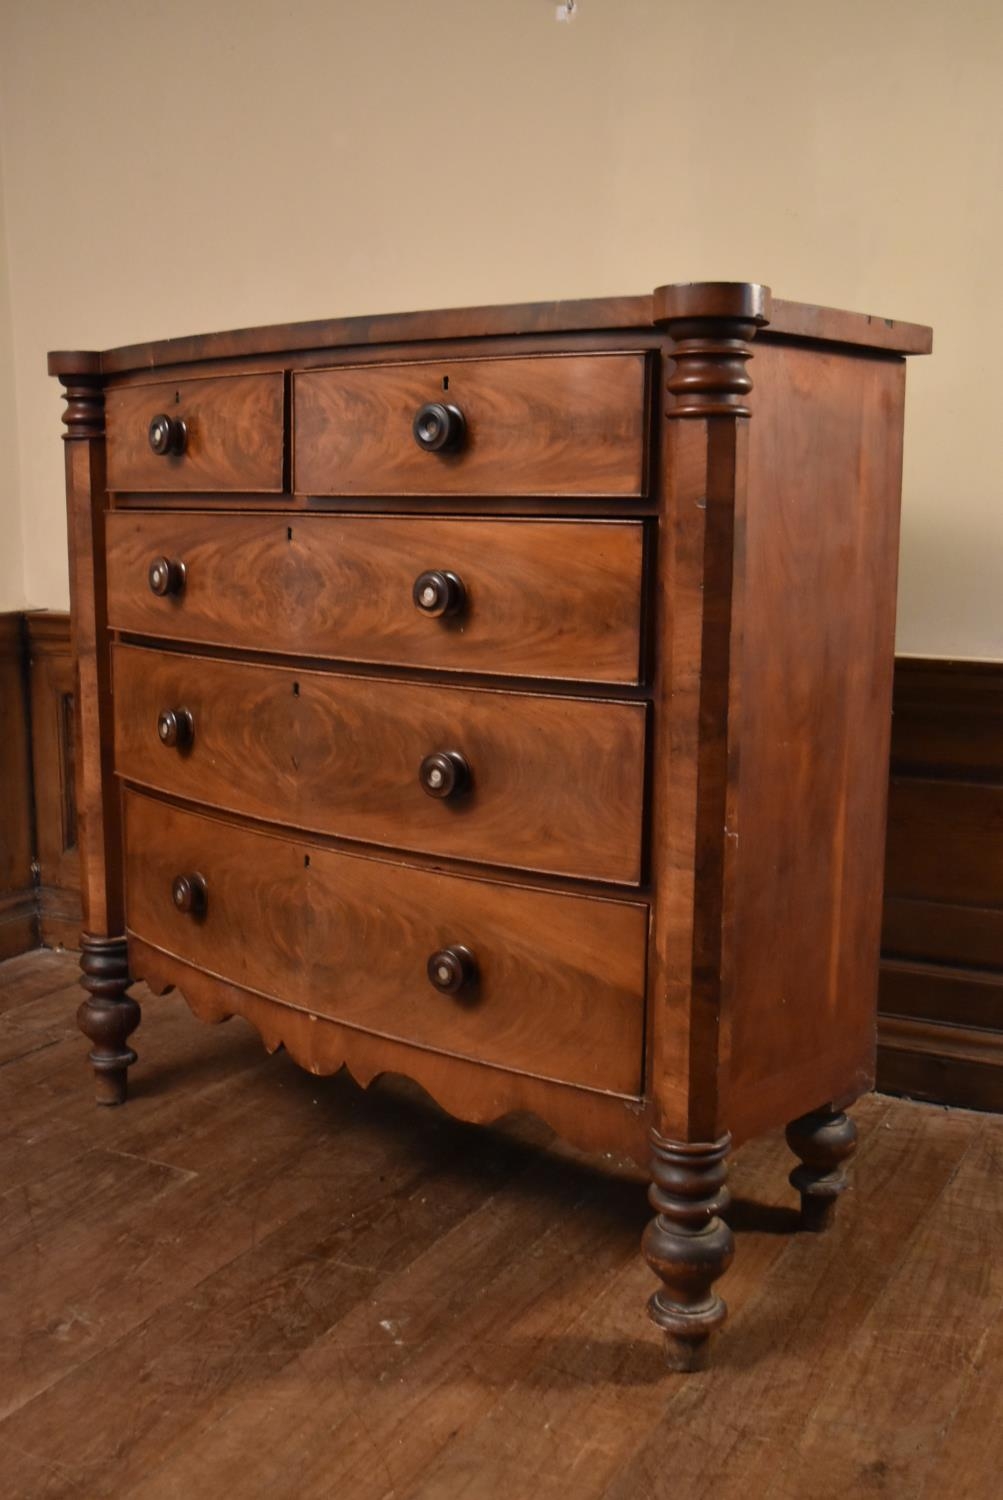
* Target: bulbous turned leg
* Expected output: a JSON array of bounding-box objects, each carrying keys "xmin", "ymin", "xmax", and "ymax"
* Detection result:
[
  {"xmin": 78, "ymin": 934, "xmax": 140, "ymax": 1106},
  {"xmin": 785, "ymin": 1107, "xmax": 857, "ymax": 1232},
  {"xmin": 641, "ymin": 1130, "xmax": 734, "ymax": 1372}
]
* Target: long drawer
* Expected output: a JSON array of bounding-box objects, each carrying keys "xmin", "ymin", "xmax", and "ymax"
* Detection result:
[
  {"xmin": 124, "ymin": 791, "xmax": 647, "ymax": 1095},
  {"xmin": 293, "ymin": 353, "xmax": 648, "ymax": 497},
  {"xmin": 105, "ymin": 373, "xmax": 286, "ymax": 493},
  {"xmin": 113, "ymin": 644, "xmax": 646, "ymax": 884},
  {"xmin": 105, "ymin": 512, "xmax": 646, "ymax": 685}
]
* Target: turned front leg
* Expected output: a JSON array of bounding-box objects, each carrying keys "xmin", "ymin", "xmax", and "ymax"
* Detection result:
[
  {"xmin": 78, "ymin": 934, "xmax": 141, "ymax": 1106},
  {"xmin": 785, "ymin": 1107, "xmax": 858, "ymax": 1232},
  {"xmin": 641, "ymin": 1130, "xmax": 734, "ymax": 1372}
]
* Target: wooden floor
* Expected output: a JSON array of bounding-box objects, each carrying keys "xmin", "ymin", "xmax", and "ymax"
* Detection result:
[{"xmin": 2, "ymin": 950, "xmax": 1001, "ymax": 1500}]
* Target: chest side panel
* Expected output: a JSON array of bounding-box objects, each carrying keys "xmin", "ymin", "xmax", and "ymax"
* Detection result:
[{"xmin": 722, "ymin": 340, "xmax": 907, "ymax": 1141}]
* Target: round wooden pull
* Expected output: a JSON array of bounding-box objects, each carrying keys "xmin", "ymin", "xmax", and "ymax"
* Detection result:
[
  {"xmin": 412, "ymin": 570, "xmax": 466, "ymax": 618},
  {"xmin": 419, "ymin": 750, "xmax": 469, "ymax": 799},
  {"xmin": 148, "ymin": 556, "xmax": 186, "ymax": 597},
  {"xmin": 148, "ymin": 412, "xmax": 187, "ymax": 457},
  {"xmin": 171, "ymin": 872, "xmax": 207, "ymax": 917},
  {"xmin": 412, "ymin": 402, "xmax": 466, "ymax": 453},
  {"xmin": 157, "ymin": 707, "xmax": 194, "ymax": 749},
  {"xmin": 427, "ymin": 945, "xmax": 478, "ymax": 995}
]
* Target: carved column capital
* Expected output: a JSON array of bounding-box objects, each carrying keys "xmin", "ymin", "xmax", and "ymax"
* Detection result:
[
  {"xmin": 653, "ymin": 281, "xmax": 771, "ymax": 418},
  {"xmin": 48, "ymin": 352, "xmax": 104, "ymax": 440}
]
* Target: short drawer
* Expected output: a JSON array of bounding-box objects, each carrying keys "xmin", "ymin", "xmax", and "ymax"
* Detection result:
[
  {"xmin": 105, "ymin": 512, "xmax": 645, "ymax": 685},
  {"xmin": 293, "ymin": 353, "xmax": 648, "ymax": 497},
  {"xmin": 114, "ymin": 645, "xmax": 646, "ymax": 885},
  {"xmin": 105, "ymin": 373, "xmax": 285, "ymax": 492},
  {"xmin": 124, "ymin": 791, "xmax": 647, "ymax": 1095}
]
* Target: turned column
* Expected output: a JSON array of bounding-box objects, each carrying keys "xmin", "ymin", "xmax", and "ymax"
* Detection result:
[
  {"xmin": 49, "ymin": 354, "xmax": 139, "ymax": 1103},
  {"xmin": 786, "ymin": 1107, "xmax": 858, "ymax": 1231},
  {"xmin": 642, "ymin": 284, "xmax": 771, "ymax": 1369},
  {"xmin": 642, "ymin": 1131, "xmax": 734, "ymax": 1371}
]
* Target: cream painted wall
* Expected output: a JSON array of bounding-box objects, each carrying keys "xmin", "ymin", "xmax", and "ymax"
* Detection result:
[
  {"xmin": 0, "ymin": 118, "xmax": 24, "ymax": 609},
  {"xmin": 0, "ymin": 0, "xmax": 1000, "ymax": 656}
]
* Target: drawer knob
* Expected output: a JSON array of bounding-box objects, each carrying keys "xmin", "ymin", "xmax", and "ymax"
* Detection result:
[
  {"xmin": 413, "ymin": 402, "xmax": 466, "ymax": 454},
  {"xmin": 148, "ymin": 556, "xmax": 186, "ymax": 597},
  {"xmin": 171, "ymin": 872, "xmax": 207, "ymax": 917},
  {"xmin": 412, "ymin": 569, "xmax": 466, "ymax": 618},
  {"xmin": 419, "ymin": 749, "xmax": 470, "ymax": 799},
  {"xmin": 427, "ymin": 945, "xmax": 478, "ymax": 995},
  {"xmin": 157, "ymin": 707, "xmax": 194, "ymax": 749},
  {"xmin": 148, "ymin": 412, "xmax": 188, "ymax": 457}
]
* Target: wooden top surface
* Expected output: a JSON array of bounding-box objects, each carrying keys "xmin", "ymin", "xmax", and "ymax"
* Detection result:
[{"xmin": 48, "ymin": 282, "xmax": 933, "ymax": 377}]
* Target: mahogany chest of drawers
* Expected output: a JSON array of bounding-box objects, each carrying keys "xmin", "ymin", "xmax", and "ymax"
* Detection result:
[{"xmin": 49, "ymin": 282, "xmax": 931, "ymax": 1369}]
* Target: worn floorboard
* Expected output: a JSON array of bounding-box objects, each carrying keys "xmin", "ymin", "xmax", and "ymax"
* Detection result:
[{"xmin": 0, "ymin": 950, "xmax": 999, "ymax": 1499}]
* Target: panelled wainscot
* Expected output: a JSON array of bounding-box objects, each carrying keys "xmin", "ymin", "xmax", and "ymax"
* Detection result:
[{"xmin": 50, "ymin": 283, "xmax": 931, "ymax": 1370}]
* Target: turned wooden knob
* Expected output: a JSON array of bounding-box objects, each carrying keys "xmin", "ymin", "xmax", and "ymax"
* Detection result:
[
  {"xmin": 148, "ymin": 412, "xmax": 188, "ymax": 456},
  {"xmin": 419, "ymin": 750, "xmax": 470, "ymax": 799},
  {"xmin": 157, "ymin": 707, "xmax": 194, "ymax": 749},
  {"xmin": 427, "ymin": 945, "xmax": 478, "ymax": 994},
  {"xmin": 412, "ymin": 570, "xmax": 466, "ymax": 618},
  {"xmin": 148, "ymin": 556, "xmax": 186, "ymax": 597},
  {"xmin": 171, "ymin": 872, "xmax": 207, "ymax": 917},
  {"xmin": 412, "ymin": 402, "xmax": 466, "ymax": 453}
]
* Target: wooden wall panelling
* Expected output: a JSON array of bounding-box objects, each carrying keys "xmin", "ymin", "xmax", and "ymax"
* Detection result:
[
  {"xmin": 26, "ymin": 611, "xmax": 81, "ymax": 948},
  {"xmin": 878, "ymin": 658, "xmax": 1003, "ymax": 1110},
  {"xmin": 0, "ymin": 612, "xmax": 36, "ymax": 958}
]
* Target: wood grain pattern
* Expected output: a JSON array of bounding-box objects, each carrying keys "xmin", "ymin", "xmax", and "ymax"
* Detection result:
[
  {"xmin": 105, "ymin": 511, "xmax": 646, "ymax": 683},
  {"xmin": 26, "ymin": 611, "xmax": 82, "ymax": 948},
  {"xmin": 4, "ymin": 976, "xmax": 990, "ymax": 1500},
  {"xmin": 719, "ymin": 341, "xmax": 907, "ymax": 1143},
  {"xmin": 114, "ymin": 645, "xmax": 646, "ymax": 884},
  {"xmin": 124, "ymin": 791, "xmax": 649, "ymax": 1096},
  {"xmin": 105, "ymin": 372, "xmax": 285, "ymax": 493},
  {"xmin": 293, "ymin": 353, "xmax": 647, "ymax": 497},
  {"xmin": 46, "ymin": 286, "xmax": 931, "ymax": 377},
  {"xmin": 0, "ymin": 613, "xmax": 35, "ymax": 959},
  {"xmin": 879, "ymin": 656, "xmax": 1003, "ymax": 1112}
]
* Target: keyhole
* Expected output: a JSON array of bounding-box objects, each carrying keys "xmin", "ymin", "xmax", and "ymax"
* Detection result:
[{"xmin": 442, "ymin": 375, "xmax": 449, "ymax": 391}]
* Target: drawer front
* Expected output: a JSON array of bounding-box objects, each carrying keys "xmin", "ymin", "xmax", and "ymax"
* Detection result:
[
  {"xmin": 124, "ymin": 791, "xmax": 647, "ymax": 1094},
  {"xmin": 105, "ymin": 512, "xmax": 645, "ymax": 685},
  {"xmin": 105, "ymin": 373, "xmax": 285, "ymax": 492},
  {"xmin": 114, "ymin": 645, "xmax": 646, "ymax": 885},
  {"xmin": 293, "ymin": 353, "xmax": 647, "ymax": 497}
]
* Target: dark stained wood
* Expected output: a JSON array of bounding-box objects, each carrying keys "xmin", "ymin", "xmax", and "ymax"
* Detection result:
[
  {"xmin": 105, "ymin": 512, "xmax": 646, "ymax": 683},
  {"xmin": 124, "ymin": 790, "xmax": 649, "ymax": 1098},
  {"xmin": 886, "ymin": 778, "xmax": 1003, "ymax": 908},
  {"xmin": 0, "ymin": 613, "xmax": 35, "ymax": 959},
  {"xmin": 114, "ymin": 644, "xmax": 646, "ymax": 884},
  {"xmin": 53, "ymin": 367, "xmax": 140, "ymax": 1101},
  {"xmin": 879, "ymin": 655, "xmax": 1003, "ymax": 1112},
  {"xmin": 719, "ymin": 341, "xmax": 907, "ymax": 1144},
  {"xmin": 293, "ymin": 353, "xmax": 648, "ymax": 498},
  {"xmin": 25, "ymin": 610, "xmax": 82, "ymax": 948},
  {"xmin": 50, "ymin": 281, "xmax": 931, "ymax": 1373},
  {"xmin": 105, "ymin": 372, "xmax": 285, "ymax": 493},
  {"xmin": 785, "ymin": 1106, "xmax": 858, "ymax": 1231},
  {"xmin": 3, "ymin": 956, "xmax": 999, "ymax": 1499},
  {"xmin": 890, "ymin": 656, "xmax": 1003, "ymax": 777},
  {"xmin": 641, "ymin": 1130, "xmax": 734, "ymax": 1370},
  {"xmin": 46, "ymin": 285, "xmax": 931, "ymax": 379}
]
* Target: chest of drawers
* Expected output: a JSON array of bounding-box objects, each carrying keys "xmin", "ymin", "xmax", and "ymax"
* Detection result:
[{"xmin": 49, "ymin": 282, "xmax": 931, "ymax": 1370}]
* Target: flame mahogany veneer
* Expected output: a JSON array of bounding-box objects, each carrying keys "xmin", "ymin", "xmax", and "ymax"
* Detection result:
[{"xmin": 49, "ymin": 281, "xmax": 931, "ymax": 1371}]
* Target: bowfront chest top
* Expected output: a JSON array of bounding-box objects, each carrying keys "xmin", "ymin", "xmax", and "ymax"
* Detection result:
[{"xmin": 50, "ymin": 282, "xmax": 932, "ymax": 1370}]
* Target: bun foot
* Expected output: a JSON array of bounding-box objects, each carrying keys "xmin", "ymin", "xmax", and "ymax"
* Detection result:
[
  {"xmin": 78, "ymin": 934, "xmax": 140, "ymax": 1106},
  {"xmin": 785, "ymin": 1107, "xmax": 857, "ymax": 1232},
  {"xmin": 642, "ymin": 1130, "xmax": 734, "ymax": 1372}
]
